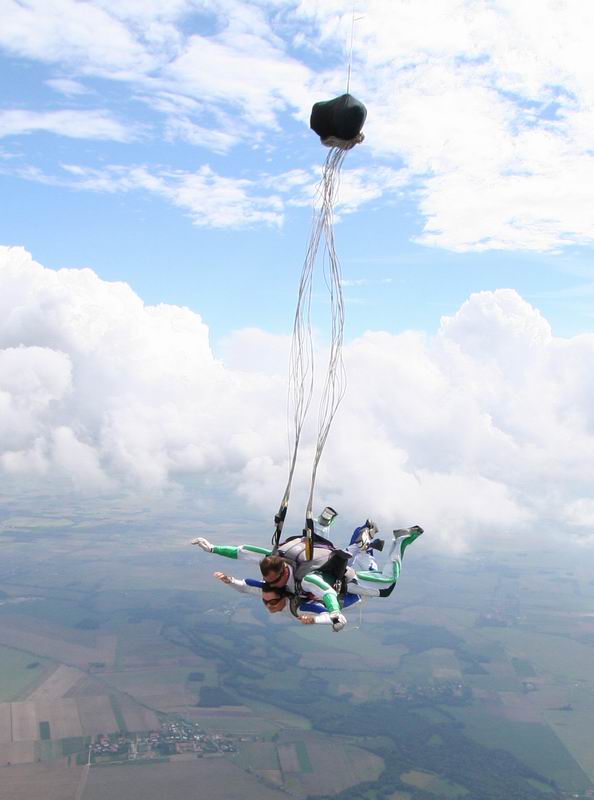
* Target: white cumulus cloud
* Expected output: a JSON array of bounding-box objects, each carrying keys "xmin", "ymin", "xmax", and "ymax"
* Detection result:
[
  {"xmin": 45, "ymin": 77, "xmax": 89, "ymax": 96},
  {"xmin": 0, "ymin": 246, "xmax": 284, "ymax": 493},
  {"xmin": 58, "ymin": 163, "xmax": 284, "ymax": 227},
  {"xmin": 0, "ymin": 109, "xmax": 135, "ymax": 141},
  {"xmin": 3, "ymin": 247, "xmax": 594, "ymax": 549}
]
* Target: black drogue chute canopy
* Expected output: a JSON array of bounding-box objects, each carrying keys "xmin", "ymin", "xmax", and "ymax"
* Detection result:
[{"xmin": 310, "ymin": 93, "xmax": 367, "ymax": 145}]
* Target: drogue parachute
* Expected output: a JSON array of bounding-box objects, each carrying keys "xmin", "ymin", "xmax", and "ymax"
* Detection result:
[
  {"xmin": 310, "ymin": 92, "xmax": 367, "ymax": 146},
  {"xmin": 272, "ymin": 93, "xmax": 368, "ymax": 559}
]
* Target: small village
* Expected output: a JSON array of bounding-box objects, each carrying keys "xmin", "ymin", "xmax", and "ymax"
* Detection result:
[
  {"xmin": 391, "ymin": 681, "xmax": 471, "ymax": 704},
  {"xmin": 90, "ymin": 719, "xmax": 239, "ymax": 763}
]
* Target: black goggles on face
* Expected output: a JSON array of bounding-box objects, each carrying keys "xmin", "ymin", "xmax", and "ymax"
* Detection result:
[
  {"xmin": 262, "ymin": 596, "xmax": 283, "ymax": 606},
  {"xmin": 264, "ymin": 566, "xmax": 286, "ymax": 585}
]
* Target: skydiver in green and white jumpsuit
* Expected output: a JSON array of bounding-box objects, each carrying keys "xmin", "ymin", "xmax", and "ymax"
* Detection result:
[{"xmin": 191, "ymin": 525, "xmax": 422, "ymax": 632}]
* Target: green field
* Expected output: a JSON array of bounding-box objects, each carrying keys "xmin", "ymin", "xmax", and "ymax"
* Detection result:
[
  {"xmin": 479, "ymin": 627, "xmax": 594, "ymax": 684},
  {"xmin": 293, "ymin": 740, "xmax": 312, "ymax": 772},
  {"xmin": 100, "ymin": 666, "xmax": 198, "ymax": 694},
  {"xmin": 0, "ymin": 645, "xmax": 50, "ymax": 701},
  {"xmin": 541, "ymin": 707, "xmax": 594, "ymax": 783},
  {"xmin": 0, "ymin": 597, "xmax": 100, "ymax": 629},
  {"xmin": 109, "ymin": 696, "xmax": 127, "ymax": 732},
  {"xmin": 511, "ymin": 658, "xmax": 537, "ymax": 677},
  {"xmin": 449, "ymin": 705, "xmax": 590, "ymax": 792},
  {"xmin": 285, "ymin": 623, "xmax": 405, "ymax": 663},
  {"xmin": 244, "ymin": 665, "xmax": 302, "ymax": 692},
  {"xmin": 188, "ymin": 714, "xmax": 279, "ymax": 735},
  {"xmin": 459, "ymin": 672, "xmax": 521, "ymax": 691},
  {"xmin": 314, "ymin": 667, "xmax": 403, "ymax": 701},
  {"xmin": 242, "ymin": 697, "xmax": 311, "ymax": 729},
  {"xmin": 401, "ymin": 770, "xmax": 469, "ymax": 797},
  {"xmin": 236, "ymin": 741, "xmax": 280, "ymax": 770},
  {"xmin": 526, "ymin": 778, "xmax": 557, "ymax": 794},
  {"xmin": 39, "ymin": 740, "xmax": 65, "ymax": 761},
  {"xmin": 396, "ymin": 647, "xmax": 464, "ymax": 682}
]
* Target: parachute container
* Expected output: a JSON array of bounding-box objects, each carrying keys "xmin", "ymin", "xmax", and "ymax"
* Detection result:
[{"xmin": 310, "ymin": 93, "xmax": 367, "ymax": 145}]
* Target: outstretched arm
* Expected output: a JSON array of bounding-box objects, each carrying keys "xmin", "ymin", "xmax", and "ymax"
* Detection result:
[
  {"xmin": 298, "ymin": 613, "xmax": 333, "ymax": 625},
  {"xmin": 191, "ymin": 538, "xmax": 272, "ymax": 561},
  {"xmin": 213, "ymin": 572, "xmax": 263, "ymax": 595}
]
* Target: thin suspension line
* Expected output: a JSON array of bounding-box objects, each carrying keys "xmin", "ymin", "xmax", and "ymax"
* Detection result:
[{"xmin": 346, "ymin": 3, "xmax": 357, "ymax": 94}]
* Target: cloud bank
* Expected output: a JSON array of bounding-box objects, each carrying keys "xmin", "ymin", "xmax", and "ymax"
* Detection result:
[{"xmin": 2, "ymin": 246, "xmax": 594, "ymax": 550}]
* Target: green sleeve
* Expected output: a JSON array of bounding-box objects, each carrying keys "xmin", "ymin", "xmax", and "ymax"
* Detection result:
[
  {"xmin": 211, "ymin": 544, "xmax": 272, "ymax": 561},
  {"xmin": 301, "ymin": 573, "xmax": 340, "ymax": 613},
  {"xmin": 211, "ymin": 545, "xmax": 240, "ymax": 559}
]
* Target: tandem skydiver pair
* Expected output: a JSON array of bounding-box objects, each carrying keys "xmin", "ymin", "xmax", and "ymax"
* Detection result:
[{"xmin": 191, "ymin": 508, "xmax": 423, "ymax": 632}]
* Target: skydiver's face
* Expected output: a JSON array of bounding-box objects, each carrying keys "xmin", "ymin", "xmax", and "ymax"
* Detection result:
[
  {"xmin": 263, "ymin": 563, "xmax": 290, "ymax": 589},
  {"xmin": 261, "ymin": 592, "xmax": 286, "ymax": 613}
]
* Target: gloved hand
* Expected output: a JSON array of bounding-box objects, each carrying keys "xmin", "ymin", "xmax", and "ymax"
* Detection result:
[
  {"xmin": 330, "ymin": 612, "xmax": 347, "ymax": 632},
  {"xmin": 191, "ymin": 537, "xmax": 213, "ymax": 552},
  {"xmin": 365, "ymin": 519, "xmax": 379, "ymax": 536}
]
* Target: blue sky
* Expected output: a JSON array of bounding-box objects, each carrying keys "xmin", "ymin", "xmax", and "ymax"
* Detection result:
[
  {"xmin": 2, "ymin": 0, "xmax": 594, "ymax": 345},
  {"xmin": 3, "ymin": 0, "xmax": 594, "ymax": 549}
]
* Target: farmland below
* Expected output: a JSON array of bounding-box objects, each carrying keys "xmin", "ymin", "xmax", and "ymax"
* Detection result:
[{"xmin": 1, "ymin": 511, "xmax": 594, "ymax": 799}]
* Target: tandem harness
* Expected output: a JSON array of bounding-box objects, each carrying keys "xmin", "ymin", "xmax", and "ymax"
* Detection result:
[{"xmin": 275, "ymin": 533, "xmax": 354, "ymax": 617}]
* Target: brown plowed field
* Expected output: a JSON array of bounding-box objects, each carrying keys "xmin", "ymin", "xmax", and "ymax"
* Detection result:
[
  {"xmin": 76, "ymin": 696, "xmax": 117, "ymax": 736},
  {"xmin": 35, "ymin": 698, "xmax": 83, "ymax": 739},
  {"xmin": 0, "ymin": 761, "xmax": 83, "ymax": 799},
  {"xmin": 11, "ymin": 701, "xmax": 37, "ymax": 741},
  {"xmin": 27, "ymin": 666, "xmax": 85, "ymax": 702},
  {"xmin": 0, "ymin": 704, "xmax": 12, "ymax": 744},
  {"xmin": 0, "ymin": 740, "xmax": 37, "ymax": 766},
  {"xmin": 0, "ymin": 617, "xmax": 116, "ymax": 668},
  {"xmin": 118, "ymin": 698, "xmax": 159, "ymax": 732},
  {"xmin": 82, "ymin": 758, "xmax": 289, "ymax": 800}
]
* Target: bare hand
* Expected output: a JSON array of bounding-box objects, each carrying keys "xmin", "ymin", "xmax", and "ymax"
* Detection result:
[
  {"xmin": 299, "ymin": 615, "xmax": 316, "ymax": 625},
  {"xmin": 214, "ymin": 571, "xmax": 232, "ymax": 584}
]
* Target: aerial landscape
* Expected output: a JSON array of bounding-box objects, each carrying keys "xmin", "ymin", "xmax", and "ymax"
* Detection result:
[
  {"xmin": 2, "ymin": 1, "xmax": 594, "ymax": 799},
  {"xmin": 1, "ymin": 507, "xmax": 594, "ymax": 799}
]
